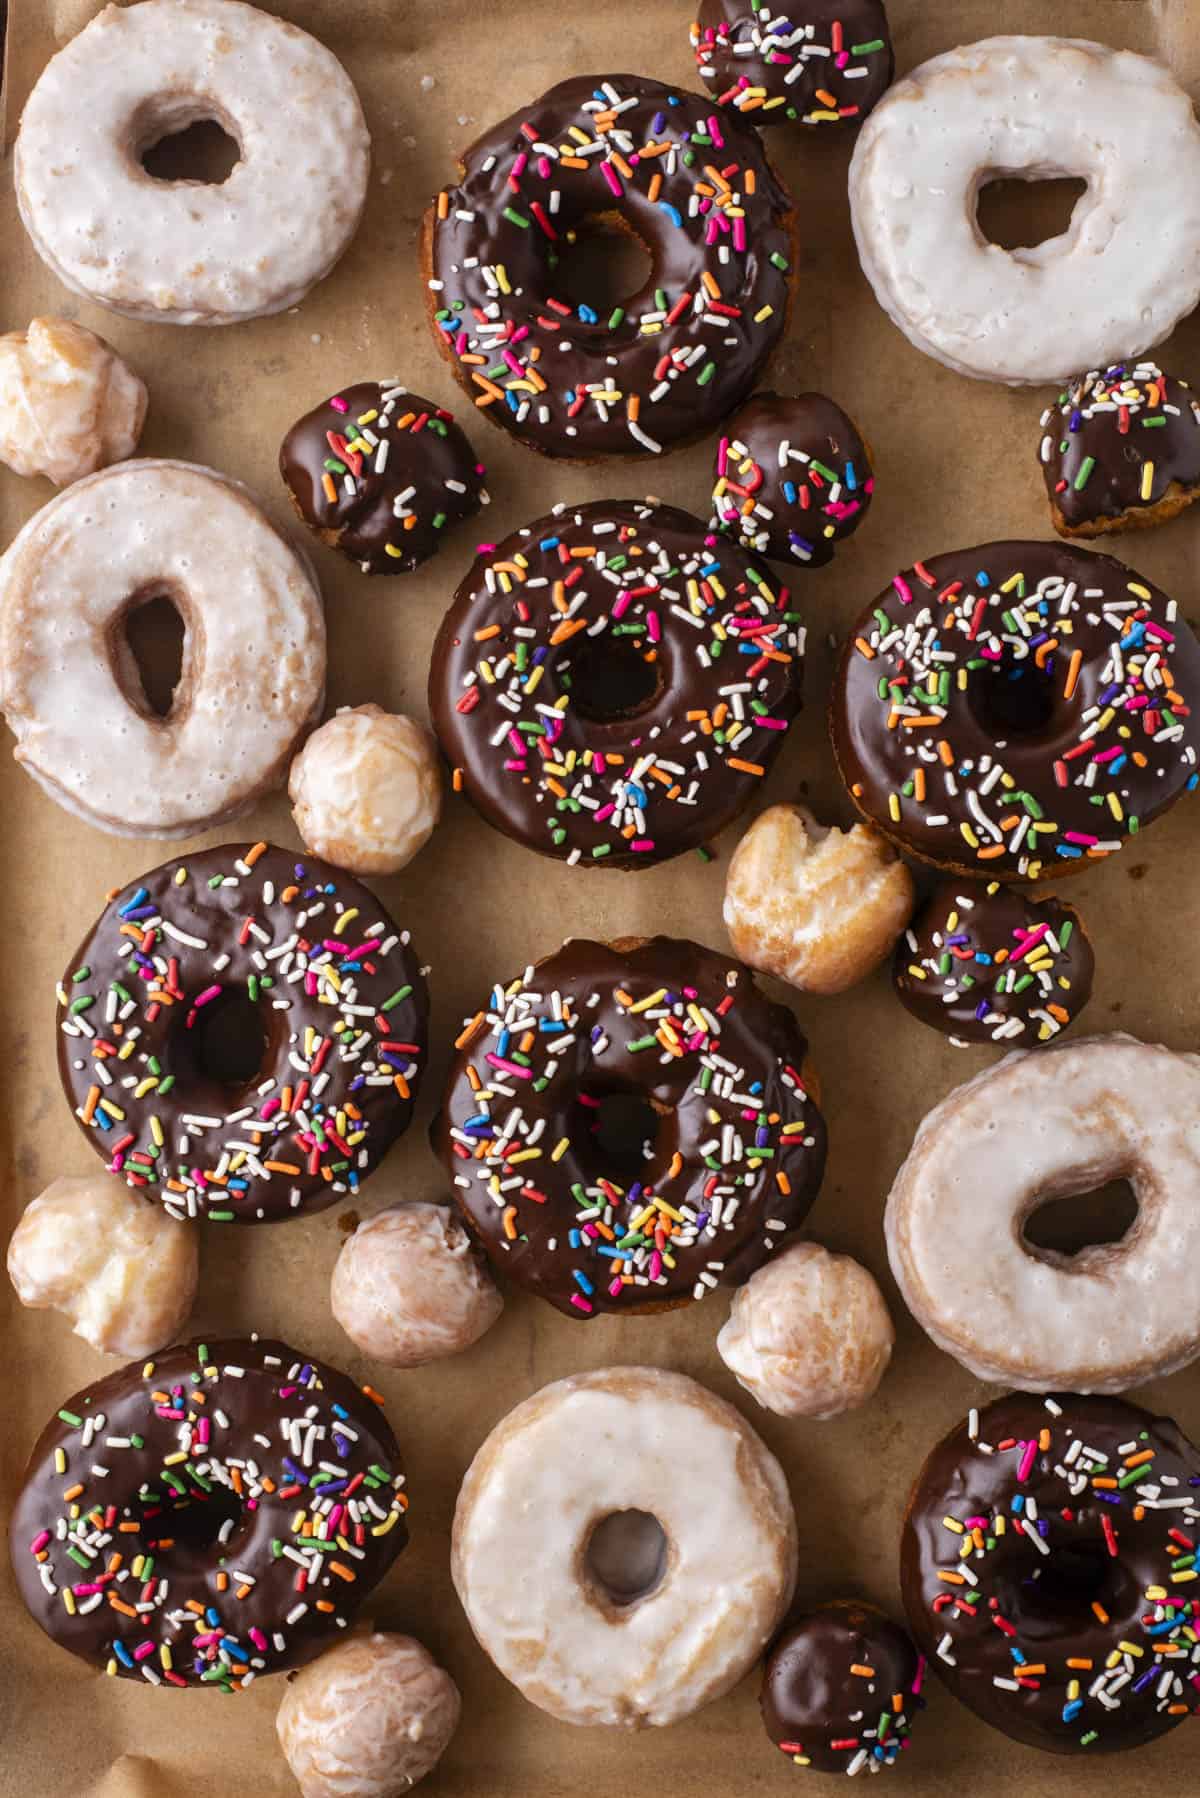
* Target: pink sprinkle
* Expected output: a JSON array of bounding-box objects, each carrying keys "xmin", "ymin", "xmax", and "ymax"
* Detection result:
[
  {"xmin": 893, "ymin": 575, "xmax": 914, "ymax": 605},
  {"xmin": 1014, "ymin": 924, "xmax": 1050, "ymax": 961},
  {"xmin": 1017, "ymin": 1439, "xmax": 1037, "ymax": 1483},
  {"xmin": 485, "ymin": 1054, "xmax": 533, "ymax": 1079},
  {"xmin": 133, "ymin": 1642, "xmax": 155, "ymax": 1662},
  {"xmin": 329, "ymin": 396, "xmax": 348, "ymax": 413},
  {"xmin": 630, "ymin": 839, "xmax": 656, "ymax": 852},
  {"xmin": 570, "ymin": 1292, "xmax": 595, "ymax": 1314},
  {"xmin": 250, "ymin": 1627, "xmax": 268, "ymax": 1651},
  {"xmin": 647, "ymin": 611, "xmax": 661, "ymax": 644},
  {"xmin": 29, "ymin": 1531, "xmax": 50, "ymax": 1556},
  {"xmin": 1064, "ymin": 831, "xmax": 1099, "ymax": 846},
  {"xmin": 732, "ymin": 216, "xmax": 747, "ymax": 253},
  {"xmin": 594, "ymin": 803, "xmax": 616, "ymax": 824},
  {"xmin": 607, "ymin": 1278, "xmax": 624, "ymax": 1298},
  {"xmin": 193, "ymin": 985, "xmax": 222, "ymax": 1008},
  {"xmin": 649, "ymin": 1251, "xmax": 663, "ymax": 1281},
  {"xmin": 600, "ymin": 161, "xmax": 623, "ymax": 198}
]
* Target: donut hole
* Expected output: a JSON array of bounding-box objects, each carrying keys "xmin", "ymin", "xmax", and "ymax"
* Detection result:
[
  {"xmin": 976, "ymin": 174, "xmax": 1088, "ymax": 251},
  {"xmin": 138, "ymin": 1484, "xmax": 245, "ymax": 1568},
  {"xmin": 565, "ymin": 632, "xmax": 661, "ymax": 724},
  {"xmin": 1022, "ymin": 1178, "xmax": 1139, "ymax": 1261},
  {"xmin": 1000, "ymin": 1539, "xmax": 1134, "ymax": 1636},
  {"xmin": 132, "ymin": 98, "xmax": 242, "ymax": 186},
  {"xmin": 181, "ymin": 988, "xmax": 270, "ymax": 1092},
  {"xmin": 585, "ymin": 1510, "xmax": 668, "ymax": 1606},
  {"xmin": 120, "ymin": 591, "xmax": 187, "ymax": 719},
  {"xmin": 551, "ymin": 213, "xmax": 654, "ymax": 316},
  {"xmin": 574, "ymin": 1084, "xmax": 661, "ymax": 1177},
  {"xmin": 968, "ymin": 655, "xmax": 1057, "ymax": 742}
]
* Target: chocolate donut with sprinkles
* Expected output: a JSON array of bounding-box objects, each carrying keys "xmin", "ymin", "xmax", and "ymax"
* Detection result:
[
  {"xmin": 691, "ymin": 2, "xmax": 894, "ymax": 128},
  {"xmin": 56, "ymin": 843, "xmax": 428, "ymax": 1223},
  {"xmin": 10, "ymin": 1338, "xmax": 408, "ymax": 1689},
  {"xmin": 432, "ymin": 935, "xmax": 827, "ymax": 1319},
  {"xmin": 423, "ymin": 75, "xmax": 796, "ymax": 458},
  {"xmin": 429, "ymin": 498, "xmax": 806, "ymax": 867},
  {"xmin": 1040, "ymin": 362, "xmax": 1200, "ymax": 541},
  {"xmin": 903, "ymin": 1392, "xmax": 1200, "ymax": 1754},
  {"xmin": 830, "ymin": 541, "xmax": 1200, "ymax": 880},
  {"xmin": 761, "ymin": 1600, "xmax": 925, "ymax": 1774}
]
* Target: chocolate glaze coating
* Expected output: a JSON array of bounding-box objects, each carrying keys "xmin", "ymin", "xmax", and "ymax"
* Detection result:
[
  {"xmin": 762, "ymin": 1601, "xmax": 923, "ymax": 1773},
  {"xmin": 429, "ymin": 498, "xmax": 805, "ymax": 868},
  {"xmin": 713, "ymin": 391, "xmax": 873, "ymax": 566},
  {"xmin": 425, "ymin": 75, "xmax": 795, "ymax": 458},
  {"xmin": 830, "ymin": 540, "xmax": 1200, "ymax": 880},
  {"xmin": 692, "ymin": 1, "xmax": 894, "ymax": 127},
  {"xmin": 57, "ymin": 844, "xmax": 428, "ymax": 1222},
  {"xmin": 10, "ymin": 1339, "xmax": 408, "ymax": 1687},
  {"xmin": 1041, "ymin": 363, "xmax": 1200, "ymax": 537},
  {"xmin": 893, "ymin": 880, "xmax": 1094, "ymax": 1046},
  {"xmin": 902, "ymin": 1393, "xmax": 1200, "ymax": 1754},
  {"xmin": 280, "ymin": 381, "xmax": 487, "ymax": 574},
  {"xmin": 432, "ymin": 936, "xmax": 827, "ymax": 1318}
]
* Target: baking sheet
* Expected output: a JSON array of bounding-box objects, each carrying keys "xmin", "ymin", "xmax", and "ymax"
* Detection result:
[{"xmin": 4, "ymin": 1, "xmax": 1200, "ymax": 1793}]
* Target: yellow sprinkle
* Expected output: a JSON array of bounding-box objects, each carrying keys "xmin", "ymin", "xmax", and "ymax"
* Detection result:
[{"xmin": 1141, "ymin": 462, "xmax": 1155, "ymax": 502}]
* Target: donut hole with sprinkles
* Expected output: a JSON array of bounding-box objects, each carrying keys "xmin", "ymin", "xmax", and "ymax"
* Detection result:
[
  {"xmin": 1020, "ymin": 1176, "xmax": 1140, "ymax": 1264},
  {"xmin": 584, "ymin": 1508, "xmax": 669, "ymax": 1607}
]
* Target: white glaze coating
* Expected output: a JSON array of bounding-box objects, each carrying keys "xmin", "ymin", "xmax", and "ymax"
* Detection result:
[
  {"xmin": 0, "ymin": 458, "xmax": 325, "ymax": 836},
  {"xmin": 886, "ymin": 1034, "xmax": 1200, "ymax": 1392},
  {"xmin": 0, "ymin": 317, "xmax": 146, "ymax": 486},
  {"xmin": 8, "ymin": 1173, "xmax": 198, "ymax": 1357},
  {"xmin": 452, "ymin": 1366, "xmax": 796, "ymax": 1727},
  {"xmin": 290, "ymin": 707, "xmax": 444, "ymax": 877},
  {"xmin": 15, "ymin": 0, "xmax": 369, "ymax": 324},
  {"xmin": 276, "ymin": 1632, "xmax": 461, "ymax": 1798},
  {"xmin": 849, "ymin": 37, "xmax": 1200, "ymax": 385},
  {"xmin": 331, "ymin": 1202, "xmax": 503, "ymax": 1368},
  {"xmin": 718, "ymin": 1241, "xmax": 894, "ymax": 1419}
]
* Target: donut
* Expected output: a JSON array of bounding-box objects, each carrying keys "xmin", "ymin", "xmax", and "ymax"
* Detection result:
[
  {"xmin": 829, "ymin": 540, "xmax": 1200, "ymax": 881},
  {"xmin": 712, "ymin": 391, "xmax": 875, "ymax": 567},
  {"xmin": 280, "ymin": 382, "xmax": 488, "ymax": 575},
  {"xmin": 423, "ymin": 76, "xmax": 796, "ymax": 458},
  {"xmin": 761, "ymin": 1600, "xmax": 924, "ymax": 1773},
  {"xmin": 0, "ymin": 317, "xmax": 146, "ymax": 487},
  {"xmin": 849, "ymin": 38, "xmax": 1200, "ymax": 384},
  {"xmin": 690, "ymin": 3, "xmax": 894, "ymax": 128},
  {"xmin": 429, "ymin": 498, "xmax": 806, "ymax": 867},
  {"xmin": 15, "ymin": 0, "xmax": 369, "ymax": 325},
  {"xmin": 10, "ymin": 1338, "xmax": 409, "ymax": 1688},
  {"xmin": 433, "ymin": 935, "xmax": 827, "ymax": 1319},
  {"xmin": 894, "ymin": 880, "xmax": 1093, "ymax": 1047},
  {"xmin": 1041, "ymin": 363, "xmax": 1200, "ymax": 539},
  {"xmin": 57, "ymin": 842, "xmax": 429, "ymax": 1223},
  {"xmin": 289, "ymin": 707, "xmax": 444, "ymax": 878},
  {"xmin": 451, "ymin": 1366, "xmax": 797, "ymax": 1726},
  {"xmin": 902, "ymin": 1391, "xmax": 1200, "ymax": 1753},
  {"xmin": 0, "ymin": 459, "xmax": 325, "ymax": 838},
  {"xmin": 885, "ymin": 1035, "xmax": 1200, "ymax": 1393}
]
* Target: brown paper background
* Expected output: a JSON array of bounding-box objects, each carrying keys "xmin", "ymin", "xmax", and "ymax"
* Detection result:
[{"xmin": 4, "ymin": 1, "xmax": 1200, "ymax": 1792}]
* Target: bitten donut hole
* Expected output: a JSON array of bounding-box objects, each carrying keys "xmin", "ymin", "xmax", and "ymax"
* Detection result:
[
  {"xmin": 136, "ymin": 107, "xmax": 241, "ymax": 186},
  {"xmin": 122, "ymin": 592, "xmax": 187, "ymax": 719},
  {"xmin": 969, "ymin": 656, "xmax": 1057, "ymax": 741},
  {"xmin": 1022, "ymin": 1177, "xmax": 1139, "ymax": 1261},
  {"xmin": 566, "ymin": 632, "xmax": 661, "ymax": 723},
  {"xmin": 585, "ymin": 1509, "xmax": 668, "ymax": 1606},
  {"xmin": 186, "ymin": 988, "xmax": 270, "ymax": 1091},
  {"xmin": 551, "ymin": 214, "xmax": 653, "ymax": 315},
  {"xmin": 976, "ymin": 174, "xmax": 1088, "ymax": 251},
  {"xmin": 575, "ymin": 1085, "xmax": 660, "ymax": 1176}
]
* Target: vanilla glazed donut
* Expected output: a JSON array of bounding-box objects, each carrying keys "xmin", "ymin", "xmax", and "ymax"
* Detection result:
[
  {"xmin": 15, "ymin": 0, "xmax": 369, "ymax": 325},
  {"xmin": 886, "ymin": 1035, "xmax": 1200, "ymax": 1393},
  {"xmin": 0, "ymin": 459, "xmax": 325, "ymax": 837},
  {"xmin": 10, "ymin": 1338, "xmax": 409, "ymax": 1688},
  {"xmin": 452, "ymin": 1366, "xmax": 797, "ymax": 1726},
  {"xmin": 848, "ymin": 38, "xmax": 1200, "ymax": 385}
]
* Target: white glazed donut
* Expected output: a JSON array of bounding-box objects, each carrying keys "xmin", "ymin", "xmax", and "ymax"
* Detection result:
[
  {"xmin": 0, "ymin": 458, "xmax": 325, "ymax": 836},
  {"xmin": 15, "ymin": 0, "xmax": 370, "ymax": 325},
  {"xmin": 849, "ymin": 37, "xmax": 1200, "ymax": 384},
  {"xmin": 886, "ymin": 1034, "xmax": 1200, "ymax": 1393},
  {"xmin": 452, "ymin": 1366, "xmax": 797, "ymax": 1727}
]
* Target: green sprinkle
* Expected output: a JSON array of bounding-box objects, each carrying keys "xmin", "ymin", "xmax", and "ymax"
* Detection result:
[
  {"xmin": 502, "ymin": 207, "xmax": 530, "ymax": 228},
  {"xmin": 381, "ymin": 986, "xmax": 414, "ymax": 1011},
  {"xmin": 71, "ymin": 966, "xmax": 91, "ymax": 983},
  {"xmin": 58, "ymin": 1409, "xmax": 83, "ymax": 1427},
  {"xmin": 696, "ymin": 361, "xmax": 716, "ymax": 387},
  {"xmin": 853, "ymin": 37, "xmax": 886, "ymax": 53},
  {"xmin": 1074, "ymin": 456, "xmax": 1096, "ymax": 491}
]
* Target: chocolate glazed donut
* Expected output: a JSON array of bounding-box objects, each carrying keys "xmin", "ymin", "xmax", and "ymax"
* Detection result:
[
  {"xmin": 831, "ymin": 540, "xmax": 1200, "ymax": 880},
  {"xmin": 423, "ymin": 75, "xmax": 796, "ymax": 459},
  {"xmin": 902, "ymin": 1393, "xmax": 1200, "ymax": 1754},
  {"xmin": 432, "ymin": 936, "xmax": 827, "ymax": 1318},
  {"xmin": 10, "ymin": 1339, "xmax": 409, "ymax": 1689},
  {"xmin": 762, "ymin": 1600, "xmax": 924, "ymax": 1773}
]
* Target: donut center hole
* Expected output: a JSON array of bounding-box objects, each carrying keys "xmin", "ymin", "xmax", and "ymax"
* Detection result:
[
  {"xmin": 1002, "ymin": 1539, "xmax": 1131, "ymax": 1634},
  {"xmin": 566, "ymin": 632, "xmax": 661, "ymax": 723},
  {"xmin": 969, "ymin": 656, "xmax": 1057, "ymax": 741},
  {"xmin": 1022, "ymin": 1178, "xmax": 1139, "ymax": 1260},
  {"xmin": 586, "ymin": 1510, "xmax": 668, "ymax": 1606},
  {"xmin": 138, "ymin": 1483, "xmax": 245, "ymax": 1567},
  {"xmin": 551, "ymin": 214, "xmax": 653, "ymax": 316},
  {"xmin": 138, "ymin": 113, "xmax": 241, "ymax": 186},
  {"xmin": 187, "ymin": 988, "xmax": 269, "ymax": 1090},
  {"xmin": 575, "ymin": 1085, "xmax": 660, "ymax": 1176},
  {"xmin": 122, "ymin": 592, "xmax": 187, "ymax": 719},
  {"xmin": 977, "ymin": 175, "xmax": 1088, "ymax": 251}
]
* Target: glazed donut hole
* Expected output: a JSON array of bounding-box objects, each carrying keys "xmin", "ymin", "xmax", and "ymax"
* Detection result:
[
  {"xmin": 724, "ymin": 804, "xmax": 914, "ymax": 994},
  {"xmin": 289, "ymin": 707, "xmax": 444, "ymax": 877},
  {"xmin": 331, "ymin": 1202, "xmax": 503, "ymax": 1368},
  {"xmin": 0, "ymin": 317, "xmax": 147, "ymax": 487}
]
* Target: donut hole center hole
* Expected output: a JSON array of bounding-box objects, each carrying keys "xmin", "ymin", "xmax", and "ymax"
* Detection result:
[
  {"xmin": 138, "ymin": 1485, "xmax": 245, "ymax": 1568},
  {"xmin": 566, "ymin": 632, "xmax": 661, "ymax": 724},
  {"xmin": 574, "ymin": 1085, "xmax": 661, "ymax": 1176},
  {"xmin": 586, "ymin": 1510, "xmax": 668, "ymax": 1606},
  {"xmin": 977, "ymin": 175, "xmax": 1088, "ymax": 251},
  {"xmin": 186, "ymin": 988, "xmax": 269, "ymax": 1090},
  {"xmin": 122, "ymin": 592, "xmax": 187, "ymax": 719},
  {"xmin": 551, "ymin": 214, "xmax": 653, "ymax": 314},
  {"xmin": 969, "ymin": 656, "xmax": 1057, "ymax": 742},
  {"xmin": 1022, "ymin": 1178, "xmax": 1139, "ymax": 1260},
  {"xmin": 1001, "ymin": 1540, "xmax": 1130, "ymax": 1634},
  {"xmin": 137, "ymin": 104, "xmax": 242, "ymax": 185}
]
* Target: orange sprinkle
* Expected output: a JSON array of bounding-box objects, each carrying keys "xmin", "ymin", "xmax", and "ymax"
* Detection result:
[{"xmin": 728, "ymin": 757, "xmax": 764, "ymax": 777}]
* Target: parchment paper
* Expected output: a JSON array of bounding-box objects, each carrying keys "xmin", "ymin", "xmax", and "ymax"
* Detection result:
[{"xmin": 3, "ymin": 2, "xmax": 1200, "ymax": 1793}]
